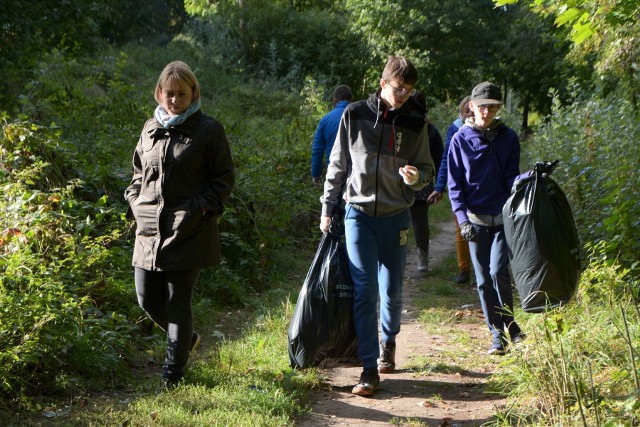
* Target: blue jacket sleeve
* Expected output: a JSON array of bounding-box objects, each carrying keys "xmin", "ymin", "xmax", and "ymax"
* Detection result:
[
  {"xmin": 311, "ymin": 119, "xmax": 326, "ymax": 177},
  {"xmin": 447, "ymin": 131, "xmax": 468, "ymax": 225},
  {"xmin": 435, "ymin": 123, "xmax": 458, "ymax": 193}
]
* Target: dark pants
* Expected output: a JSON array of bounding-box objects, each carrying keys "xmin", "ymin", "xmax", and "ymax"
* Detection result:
[
  {"xmin": 409, "ymin": 200, "xmax": 430, "ymax": 252},
  {"xmin": 467, "ymin": 223, "xmax": 521, "ymax": 341},
  {"xmin": 135, "ymin": 268, "xmax": 200, "ymax": 382}
]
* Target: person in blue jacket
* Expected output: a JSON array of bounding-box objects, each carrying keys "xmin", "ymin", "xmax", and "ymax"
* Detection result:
[
  {"xmin": 407, "ymin": 91, "xmax": 444, "ymax": 273},
  {"xmin": 311, "ymin": 84, "xmax": 353, "ymax": 187},
  {"xmin": 447, "ymin": 82, "xmax": 525, "ymax": 355},
  {"xmin": 427, "ymin": 96, "xmax": 473, "ymax": 283}
]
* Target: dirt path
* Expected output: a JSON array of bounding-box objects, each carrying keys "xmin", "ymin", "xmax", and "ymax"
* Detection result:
[{"xmin": 296, "ymin": 221, "xmax": 507, "ymax": 427}]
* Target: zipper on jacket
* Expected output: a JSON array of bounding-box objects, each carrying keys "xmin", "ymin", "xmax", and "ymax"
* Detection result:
[{"xmin": 373, "ymin": 110, "xmax": 386, "ymax": 217}]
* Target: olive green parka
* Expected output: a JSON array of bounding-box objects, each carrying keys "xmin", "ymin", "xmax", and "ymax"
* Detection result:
[{"xmin": 125, "ymin": 111, "xmax": 234, "ymax": 271}]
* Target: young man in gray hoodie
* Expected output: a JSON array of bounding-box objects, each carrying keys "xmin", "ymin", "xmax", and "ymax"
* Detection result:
[{"xmin": 320, "ymin": 56, "xmax": 434, "ymax": 396}]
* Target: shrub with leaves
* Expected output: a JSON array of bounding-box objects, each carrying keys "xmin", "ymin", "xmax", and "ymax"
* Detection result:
[
  {"xmin": 491, "ymin": 242, "xmax": 639, "ymax": 426},
  {"xmin": 1, "ymin": 118, "xmax": 136, "ymax": 396},
  {"xmin": 522, "ymin": 93, "xmax": 640, "ymax": 268}
]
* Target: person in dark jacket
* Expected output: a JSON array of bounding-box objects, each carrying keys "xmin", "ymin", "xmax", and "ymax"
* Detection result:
[
  {"xmin": 447, "ymin": 81, "xmax": 524, "ymax": 356},
  {"xmin": 427, "ymin": 96, "xmax": 473, "ymax": 283},
  {"xmin": 320, "ymin": 56, "xmax": 434, "ymax": 396},
  {"xmin": 408, "ymin": 91, "xmax": 444, "ymax": 272},
  {"xmin": 311, "ymin": 84, "xmax": 353, "ymax": 187},
  {"xmin": 124, "ymin": 60, "xmax": 235, "ymax": 389}
]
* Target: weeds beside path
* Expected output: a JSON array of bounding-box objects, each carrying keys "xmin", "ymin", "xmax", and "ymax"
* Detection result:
[
  {"xmin": 297, "ymin": 220, "xmax": 509, "ymax": 427},
  {"xmin": 3, "ymin": 220, "xmax": 513, "ymax": 427}
]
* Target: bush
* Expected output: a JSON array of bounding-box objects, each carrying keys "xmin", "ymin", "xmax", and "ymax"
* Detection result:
[
  {"xmin": 522, "ymin": 93, "xmax": 640, "ymax": 268},
  {"xmin": 491, "ymin": 242, "xmax": 640, "ymax": 426}
]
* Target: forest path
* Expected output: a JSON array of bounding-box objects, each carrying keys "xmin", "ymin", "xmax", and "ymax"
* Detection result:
[{"xmin": 296, "ymin": 220, "xmax": 508, "ymax": 427}]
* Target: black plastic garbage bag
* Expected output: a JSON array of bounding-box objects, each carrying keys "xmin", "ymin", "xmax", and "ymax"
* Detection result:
[
  {"xmin": 287, "ymin": 231, "xmax": 358, "ymax": 369},
  {"xmin": 503, "ymin": 161, "xmax": 581, "ymax": 313}
]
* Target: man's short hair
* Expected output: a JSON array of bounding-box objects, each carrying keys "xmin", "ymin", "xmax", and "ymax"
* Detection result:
[
  {"xmin": 382, "ymin": 56, "xmax": 418, "ymax": 86},
  {"xmin": 333, "ymin": 84, "xmax": 353, "ymax": 102}
]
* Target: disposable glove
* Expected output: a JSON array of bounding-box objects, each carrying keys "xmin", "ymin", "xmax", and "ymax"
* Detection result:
[
  {"xmin": 319, "ymin": 215, "xmax": 331, "ymax": 233},
  {"xmin": 459, "ymin": 221, "xmax": 477, "ymax": 242}
]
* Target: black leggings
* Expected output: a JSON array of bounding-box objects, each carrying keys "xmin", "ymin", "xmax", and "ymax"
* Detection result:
[{"xmin": 135, "ymin": 268, "xmax": 201, "ymax": 382}]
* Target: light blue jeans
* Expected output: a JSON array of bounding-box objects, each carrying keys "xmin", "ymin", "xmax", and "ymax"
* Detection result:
[
  {"xmin": 344, "ymin": 204, "xmax": 410, "ymax": 369},
  {"xmin": 467, "ymin": 223, "xmax": 521, "ymax": 342}
]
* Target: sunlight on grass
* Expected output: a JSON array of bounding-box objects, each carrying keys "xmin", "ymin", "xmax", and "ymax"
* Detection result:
[
  {"xmin": 406, "ymin": 354, "xmax": 466, "ymax": 376},
  {"xmin": 487, "ymin": 247, "xmax": 640, "ymax": 426},
  {"xmin": 390, "ymin": 416, "xmax": 429, "ymax": 426},
  {"xmin": 97, "ymin": 279, "xmax": 323, "ymax": 427}
]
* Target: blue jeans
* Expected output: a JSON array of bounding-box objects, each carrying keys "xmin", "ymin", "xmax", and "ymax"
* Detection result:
[
  {"xmin": 135, "ymin": 268, "xmax": 200, "ymax": 382},
  {"xmin": 467, "ymin": 223, "xmax": 521, "ymax": 341},
  {"xmin": 344, "ymin": 204, "xmax": 410, "ymax": 369}
]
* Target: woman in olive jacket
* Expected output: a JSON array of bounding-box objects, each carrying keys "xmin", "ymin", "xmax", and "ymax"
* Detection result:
[{"xmin": 125, "ymin": 61, "xmax": 234, "ymax": 389}]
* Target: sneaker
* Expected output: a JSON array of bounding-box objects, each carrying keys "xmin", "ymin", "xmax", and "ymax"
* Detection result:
[
  {"xmin": 190, "ymin": 332, "xmax": 202, "ymax": 353},
  {"xmin": 455, "ymin": 270, "xmax": 470, "ymax": 284},
  {"xmin": 488, "ymin": 337, "xmax": 507, "ymax": 355},
  {"xmin": 511, "ymin": 333, "xmax": 526, "ymax": 344},
  {"xmin": 351, "ymin": 368, "xmax": 380, "ymax": 397},
  {"xmin": 377, "ymin": 341, "xmax": 396, "ymax": 373}
]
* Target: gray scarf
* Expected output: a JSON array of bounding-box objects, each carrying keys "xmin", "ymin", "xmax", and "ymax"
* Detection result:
[{"xmin": 154, "ymin": 99, "xmax": 202, "ymax": 128}]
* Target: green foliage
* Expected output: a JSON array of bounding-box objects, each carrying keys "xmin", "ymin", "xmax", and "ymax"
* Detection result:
[
  {"xmin": 0, "ymin": 29, "xmax": 324, "ymax": 398},
  {"xmin": 184, "ymin": 1, "xmax": 367, "ymax": 95},
  {"xmin": 0, "ymin": 119, "xmax": 136, "ymax": 396},
  {"xmin": 105, "ymin": 302, "xmax": 311, "ymax": 427},
  {"xmin": 0, "ymin": 0, "xmax": 186, "ymax": 112},
  {"xmin": 522, "ymin": 93, "xmax": 640, "ymax": 267},
  {"xmin": 493, "ymin": 0, "xmax": 640, "ymax": 107},
  {"xmin": 490, "ymin": 243, "xmax": 640, "ymax": 426}
]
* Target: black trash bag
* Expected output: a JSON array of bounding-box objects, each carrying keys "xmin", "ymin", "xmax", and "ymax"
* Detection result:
[
  {"xmin": 287, "ymin": 230, "xmax": 358, "ymax": 369},
  {"xmin": 503, "ymin": 160, "xmax": 581, "ymax": 313}
]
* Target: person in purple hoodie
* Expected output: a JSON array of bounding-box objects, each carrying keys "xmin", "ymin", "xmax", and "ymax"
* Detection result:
[{"xmin": 447, "ymin": 81, "xmax": 525, "ymax": 355}]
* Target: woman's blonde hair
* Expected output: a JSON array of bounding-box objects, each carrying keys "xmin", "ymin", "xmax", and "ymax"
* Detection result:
[{"xmin": 154, "ymin": 61, "xmax": 201, "ymax": 104}]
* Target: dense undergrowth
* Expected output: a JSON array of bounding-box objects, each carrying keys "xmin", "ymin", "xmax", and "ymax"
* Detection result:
[
  {"xmin": 1, "ymin": 14, "xmax": 639, "ymax": 427},
  {"xmin": 489, "ymin": 96, "xmax": 640, "ymax": 425},
  {"xmin": 0, "ymin": 36, "xmax": 322, "ymax": 403}
]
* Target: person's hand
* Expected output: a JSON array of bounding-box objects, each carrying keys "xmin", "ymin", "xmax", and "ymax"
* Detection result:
[
  {"xmin": 399, "ymin": 165, "xmax": 419, "ymax": 186},
  {"xmin": 312, "ymin": 176, "xmax": 323, "ymax": 187},
  {"xmin": 459, "ymin": 221, "xmax": 477, "ymax": 242},
  {"xmin": 319, "ymin": 215, "xmax": 331, "ymax": 233},
  {"xmin": 426, "ymin": 191, "xmax": 443, "ymax": 205}
]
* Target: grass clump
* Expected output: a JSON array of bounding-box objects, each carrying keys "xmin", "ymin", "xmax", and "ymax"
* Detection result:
[{"xmin": 489, "ymin": 242, "xmax": 640, "ymax": 426}]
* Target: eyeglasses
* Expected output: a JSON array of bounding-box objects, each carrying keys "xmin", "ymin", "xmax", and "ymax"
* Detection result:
[
  {"xmin": 477, "ymin": 104, "xmax": 501, "ymax": 113},
  {"xmin": 386, "ymin": 81, "xmax": 415, "ymax": 97}
]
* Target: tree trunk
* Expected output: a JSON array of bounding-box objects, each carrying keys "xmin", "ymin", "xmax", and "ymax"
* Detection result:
[{"xmin": 521, "ymin": 95, "xmax": 530, "ymax": 136}]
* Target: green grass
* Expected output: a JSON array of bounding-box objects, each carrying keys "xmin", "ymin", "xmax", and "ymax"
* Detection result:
[
  {"xmin": 1, "ymin": 244, "xmax": 320, "ymax": 427},
  {"xmin": 3, "ymin": 208, "xmax": 638, "ymax": 426}
]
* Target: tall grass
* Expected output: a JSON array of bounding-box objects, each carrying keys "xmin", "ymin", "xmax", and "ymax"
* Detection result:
[{"xmin": 488, "ymin": 91, "xmax": 640, "ymax": 425}]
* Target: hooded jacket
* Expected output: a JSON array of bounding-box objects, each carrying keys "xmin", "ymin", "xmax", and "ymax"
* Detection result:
[
  {"xmin": 124, "ymin": 110, "xmax": 235, "ymax": 271},
  {"xmin": 311, "ymin": 100, "xmax": 350, "ymax": 178},
  {"xmin": 447, "ymin": 119, "xmax": 520, "ymax": 226},
  {"xmin": 321, "ymin": 90, "xmax": 434, "ymax": 218}
]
